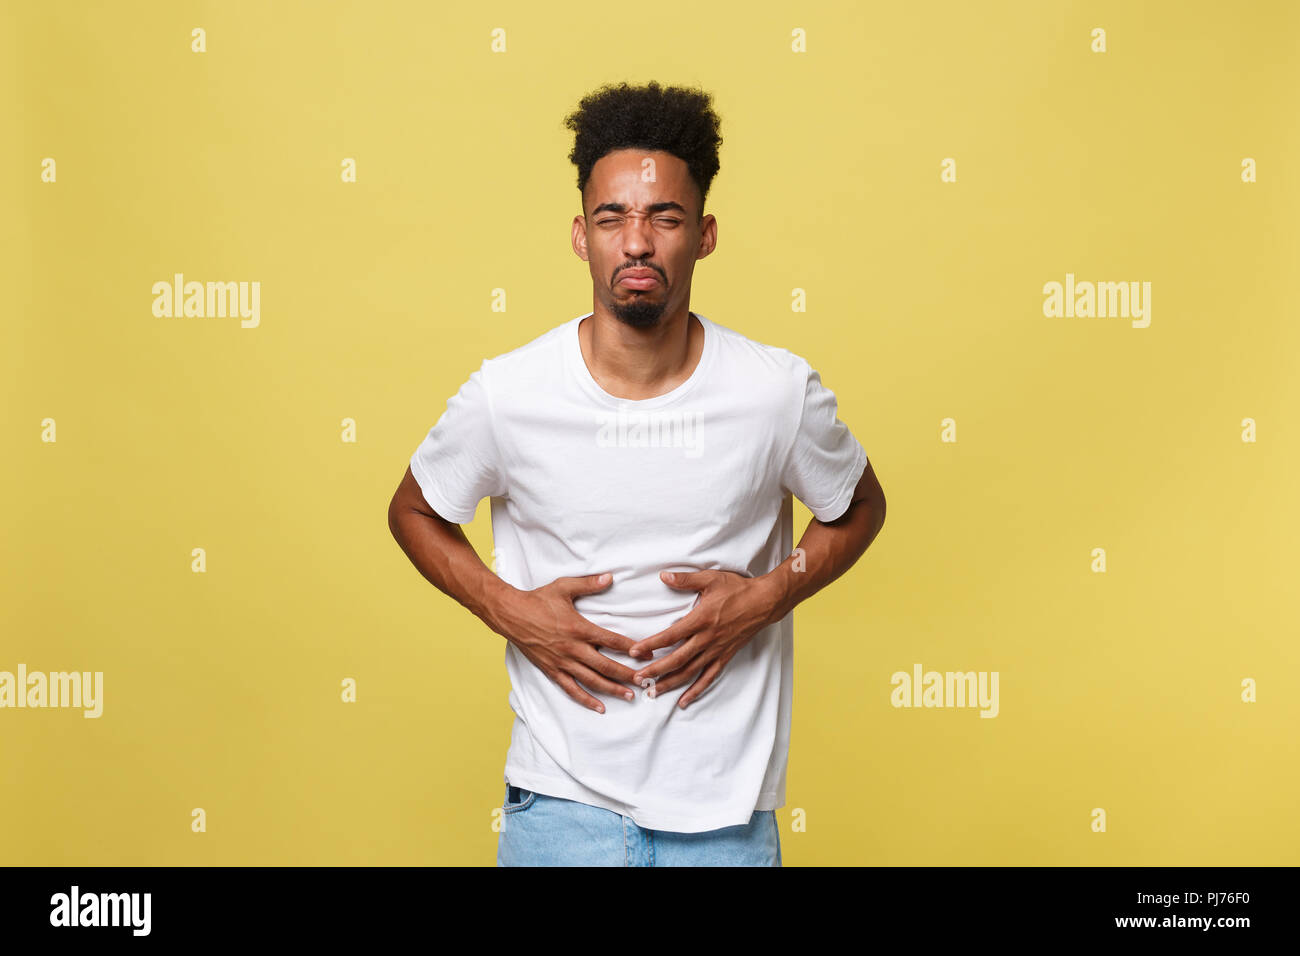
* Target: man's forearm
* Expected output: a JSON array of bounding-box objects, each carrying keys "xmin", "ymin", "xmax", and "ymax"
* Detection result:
[
  {"xmin": 760, "ymin": 492, "xmax": 885, "ymax": 625},
  {"xmin": 388, "ymin": 506, "xmax": 512, "ymax": 631}
]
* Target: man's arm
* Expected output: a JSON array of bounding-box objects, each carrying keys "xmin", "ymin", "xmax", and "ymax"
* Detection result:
[
  {"xmin": 388, "ymin": 466, "xmax": 512, "ymax": 624},
  {"xmin": 764, "ymin": 457, "xmax": 886, "ymax": 623},
  {"xmin": 628, "ymin": 461, "xmax": 886, "ymax": 706},
  {"xmin": 388, "ymin": 466, "xmax": 643, "ymax": 713}
]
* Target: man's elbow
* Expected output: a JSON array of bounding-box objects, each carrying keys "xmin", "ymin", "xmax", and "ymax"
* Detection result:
[
  {"xmin": 856, "ymin": 486, "xmax": 885, "ymax": 539},
  {"xmin": 387, "ymin": 495, "xmax": 408, "ymax": 541},
  {"xmin": 388, "ymin": 486, "xmax": 424, "ymax": 540}
]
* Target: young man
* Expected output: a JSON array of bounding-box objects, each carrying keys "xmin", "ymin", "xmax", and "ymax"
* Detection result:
[{"xmin": 388, "ymin": 81, "xmax": 886, "ymax": 866}]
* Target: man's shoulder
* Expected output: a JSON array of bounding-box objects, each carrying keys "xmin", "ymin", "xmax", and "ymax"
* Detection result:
[
  {"xmin": 471, "ymin": 315, "xmax": 581, "ymax": 393},
  {"xmin": 702, "ymin": 313, "xmax": 814, "ymax": 384},
  {"xmin": 482, "ymin": 315, "xmax": 578, "ymax": 368}
]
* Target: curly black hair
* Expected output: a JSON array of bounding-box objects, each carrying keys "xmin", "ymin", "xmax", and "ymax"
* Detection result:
[{"xmin": 563, "ymin": 81, "xmax": 723, "ymax": 218}]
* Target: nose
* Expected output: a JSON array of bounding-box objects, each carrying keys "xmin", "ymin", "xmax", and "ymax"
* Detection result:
[{"xmin": 620, "ymin": 216, "xmax": 655, "ymax": 259}]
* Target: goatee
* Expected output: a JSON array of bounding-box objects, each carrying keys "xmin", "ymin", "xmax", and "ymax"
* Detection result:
[{"xmin": 611, "ymin": 297, "xmax": 667, "ymax": 329}]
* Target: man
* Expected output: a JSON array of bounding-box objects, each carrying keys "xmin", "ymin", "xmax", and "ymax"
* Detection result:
[{"xmin": 388, "ymin": 81, "xmax": 885, "ymax": 866}]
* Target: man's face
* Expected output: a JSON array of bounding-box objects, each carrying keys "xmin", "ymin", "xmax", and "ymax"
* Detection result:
[{"xmin": 573, "ymin": 148, "xmax": 716, "ymax": 329}]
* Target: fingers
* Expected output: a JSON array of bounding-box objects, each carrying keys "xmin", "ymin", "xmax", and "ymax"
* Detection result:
[
  {"xmin": 677, "ymin": 658, "xmax": 724, "ymax": 708},
  {"xmin": 628, "ymin": 614, "xmax": 696, "ymax": 659},
  {"xmin": 555, "ymin": 576, "xmax": 643, "ymax": 656},
  {"xmin": 576, "ymin": 644, "xmax": 640, "ymax": 684},
  {"xmin": 555, "ymin": 572, "xmax": 613, "ymax": 597},
  {"xmin": 660, "ymin": 569, "xmax": 714, "ymax": 590},
  {"xmin": 555, "ymin": 656, "xmax": 717, "ymax": 713},
  {"xmin": 551, "ymin": 670, "xmax": 608, "ymax": 714},
  {"xmin": 581, "ymin": 621, "xmax": 640, "ymax": 657},
  {"xmin": 524, "ymin": 570, "xmax": 732, "ymax": 713},
  {"xmin": 632, "ymin": 635, "xmax": 706, "ymax": 687},
  {"xmin": 568, "ymin": 660, "xmax": 637, "ymax": 704},
  {"xmin": 512, "ymin": 641, "xmax": 611, "ymax": 714},
  {"xmin": 640, "ymin": 654, "xmax": 710, "ymax": 700}
]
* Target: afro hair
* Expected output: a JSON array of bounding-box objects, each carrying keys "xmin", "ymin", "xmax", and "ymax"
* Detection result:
[{"xmin": 564, "ymin": 80, "xmax": 723, "ymax": 218}]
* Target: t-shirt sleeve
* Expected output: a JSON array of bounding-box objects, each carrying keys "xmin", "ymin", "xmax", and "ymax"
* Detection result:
[
  {"xmin": 780, "ymin": 359, "xmax": 869, "ymax": 523},
  {"xmin": 408, "ymin": 363, "xmax": 506, "ymax": 523}
]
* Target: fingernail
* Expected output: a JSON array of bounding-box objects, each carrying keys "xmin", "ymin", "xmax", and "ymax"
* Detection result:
[
  {"xmin": 596, "ymin": 704, "xmax": 604, "ymax": 713},
  {"xmin": 599, "ymin": 573, "xmax": 611, "ymax": 584},
  {"xmin": 623, "ymin": 691, "xmax": 633, "ymax": 701}
]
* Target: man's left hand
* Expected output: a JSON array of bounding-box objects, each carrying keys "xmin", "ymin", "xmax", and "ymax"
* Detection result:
[{"xmin": 628, "ymin": 569, "xmax": 785, "ymax": 709}]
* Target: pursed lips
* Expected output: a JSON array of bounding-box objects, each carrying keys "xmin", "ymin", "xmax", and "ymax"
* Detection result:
[{"xmin": 617, "ymin": 268, "xmax": 662, "ymax": 286}]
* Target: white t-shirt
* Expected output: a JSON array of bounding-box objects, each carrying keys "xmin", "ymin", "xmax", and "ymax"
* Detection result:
[{"xmin": 409, "ymin": 311, "xmax": 868, "ymax": 832}]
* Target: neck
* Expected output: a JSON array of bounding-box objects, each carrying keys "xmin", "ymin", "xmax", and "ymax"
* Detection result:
[{"xmin": 579, "ymin": 306, "xmax": 703, "ymax": 401}]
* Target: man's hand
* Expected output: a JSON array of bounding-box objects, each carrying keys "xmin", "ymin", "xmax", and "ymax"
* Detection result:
[
  {"xmin": 628, "ymin": 570, "xmax": 786, "ymax": 709},
  {"xmin": 485, "ymin": 573, "xmax": 642, "ymax": 715}
]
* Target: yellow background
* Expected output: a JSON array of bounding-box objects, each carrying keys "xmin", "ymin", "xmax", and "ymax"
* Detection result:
[{"xmin": 3, "ymin": 0, "xmax": 1297, "ymax": 865}]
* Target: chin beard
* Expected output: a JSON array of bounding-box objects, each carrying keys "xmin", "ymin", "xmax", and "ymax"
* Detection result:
[{"xmin": 611, "ymin": 297, "xmax": 667, "ymax": 329}]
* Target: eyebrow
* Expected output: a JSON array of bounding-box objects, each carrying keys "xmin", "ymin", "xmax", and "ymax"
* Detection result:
[{"xmin": 590, "ymin": 201, "xmax": 688, "ymax": 217}]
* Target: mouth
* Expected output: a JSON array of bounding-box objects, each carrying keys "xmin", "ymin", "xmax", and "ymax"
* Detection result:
[
  {"xmin": 618, "ymin": 276, "xmax": 660, "ymax": 290},
  {"xmin": 617, "ymin": 269, "xmax": 662, "ymax": 290}
]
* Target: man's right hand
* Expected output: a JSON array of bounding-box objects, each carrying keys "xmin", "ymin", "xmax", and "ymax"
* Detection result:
[{"xmin": 485, "ymin": 573, "xmax": 641, "ymax": 714}]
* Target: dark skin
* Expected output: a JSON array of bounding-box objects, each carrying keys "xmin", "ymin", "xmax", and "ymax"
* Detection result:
[{"xmin": 389, "ymin": 147, "xmax": 886, "ymax": 712}]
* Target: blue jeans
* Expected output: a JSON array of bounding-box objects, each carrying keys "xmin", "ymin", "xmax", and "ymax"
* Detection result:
[{"xmin": 496, "ymin": 784, "xmax": 782, "ymax": 867}]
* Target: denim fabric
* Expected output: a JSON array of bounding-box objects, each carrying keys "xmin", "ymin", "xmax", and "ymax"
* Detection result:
[{"xmin": 496, "ymin": 784, "xmax": 782, "ymax": 867}]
